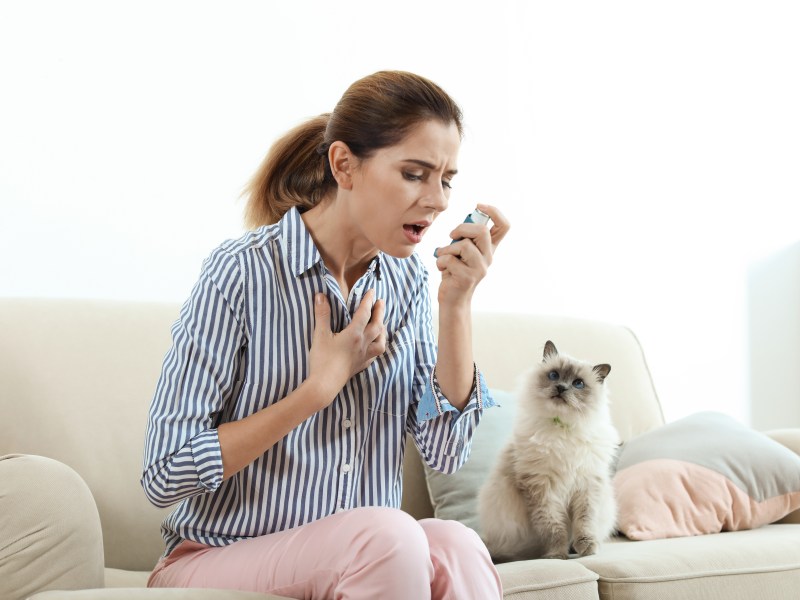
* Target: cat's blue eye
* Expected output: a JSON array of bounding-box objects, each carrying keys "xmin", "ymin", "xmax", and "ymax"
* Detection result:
[
  {"xmin": 573, "ymin": 379, "xmax": 585, "ymax": 389},
  {"xmin": 548, "ymin": 371, "xmax": 559, "ymax": 381}
]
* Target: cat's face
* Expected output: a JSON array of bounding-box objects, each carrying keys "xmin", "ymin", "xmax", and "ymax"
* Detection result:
[{"xmin": 532, "ymin": 341, "xmax": 611, "ymax": 415}]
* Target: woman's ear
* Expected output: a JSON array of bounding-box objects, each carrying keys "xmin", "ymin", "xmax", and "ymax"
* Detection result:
[{"xmin": 328, "ymin": 141, "xmax": 356, "ymax": 190}]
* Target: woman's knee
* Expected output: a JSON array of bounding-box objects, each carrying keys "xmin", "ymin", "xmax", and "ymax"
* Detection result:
[
  {"xmin": 420, "ymin": 517, "xmax": 485, "ymax": 549},
  {"xmin": 420, "ymin": 518, "xmax": 503, "ymax": 599},
  {"xmin": 420, "ymin": 518, "xmax": 496, "ymax": 573},
  {"xmin": 345, "ymin": 507, "xmax": 431, "ymax": 565}
]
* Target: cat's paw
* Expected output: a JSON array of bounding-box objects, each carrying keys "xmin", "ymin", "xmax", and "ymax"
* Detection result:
[
  {"xmin": 573, "ymin": 536, "xmax": 598, "ymax": 557},
  {"xmin": 541, "ymin": 553, "xmax": 569, "ymax": 560}
]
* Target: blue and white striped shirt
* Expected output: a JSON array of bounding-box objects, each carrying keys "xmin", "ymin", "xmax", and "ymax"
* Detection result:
[{"xmin": 142, "ymin": 207, "xmax": 495, "ymax": 556}]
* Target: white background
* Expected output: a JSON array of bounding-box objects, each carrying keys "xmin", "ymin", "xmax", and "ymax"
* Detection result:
[{"xmin": 2, "ymin": 0, "xmax": 798, "ymax": 425}]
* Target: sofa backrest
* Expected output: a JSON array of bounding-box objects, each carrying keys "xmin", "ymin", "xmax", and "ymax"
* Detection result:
[
  {"xmin": 0, "ymin": 299, "xmax": 665, "ymax": 571},
  {"xmin": 449, "ymin": 311, "xmax": 665, "ymax": 440}
]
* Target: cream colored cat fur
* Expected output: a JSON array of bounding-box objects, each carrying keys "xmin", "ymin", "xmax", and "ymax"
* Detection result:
[{"xmin": 478, "ymin": 341, "xmax": 619, "ymax": 561}]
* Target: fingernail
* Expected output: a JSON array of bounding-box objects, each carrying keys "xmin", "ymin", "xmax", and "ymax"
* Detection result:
[{"xmin": 315, "ymin": 294, "xmax": 323, "ymax": 305}]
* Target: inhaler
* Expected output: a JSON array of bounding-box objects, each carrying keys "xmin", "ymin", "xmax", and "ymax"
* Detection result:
[{"xmin": 434, "ymin": 208, "xmax": 491, "ymax": 257}]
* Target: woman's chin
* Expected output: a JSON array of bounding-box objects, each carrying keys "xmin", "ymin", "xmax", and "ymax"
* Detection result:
[{"xmin": 380, "ymin": 243, "xmax": 416, "ymax": 259}]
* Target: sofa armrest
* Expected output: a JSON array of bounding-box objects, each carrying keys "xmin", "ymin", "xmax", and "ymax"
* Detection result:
[
  {"xmin": 765, "ymin": 428, "xmax": 800, "ymax": 524},
  {"xmin": 0, "ymin": 454, "xmax": 105, "ymax": 600}
]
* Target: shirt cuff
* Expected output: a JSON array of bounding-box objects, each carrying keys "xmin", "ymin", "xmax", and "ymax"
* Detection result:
[
  {"xmin": 418, "ymin": 364, "xmax": 497, "ymax": 422},
  {"xmin": 190, "ymin": 429, "xmax": 224, "ymax": 492}
]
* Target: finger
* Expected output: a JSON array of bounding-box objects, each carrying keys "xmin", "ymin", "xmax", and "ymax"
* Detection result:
[
  {"xmin": 352, "ymin": 288, "xmax": 376, "ymax": 329},
  {"xmin": 435, "ymin": 238, "xmax": 485, "ymax": 267},
  {"xmin": 435, "ymin": 246, "xmax": 461, "ymax": 272},
  {"xmin": 369, "ymin": 314, "xmax": 388, "ymax": 350},
  {"xmin": 446, "ymin": 222, "xmax": 494, "ymax": 263},
  {"xmin": 434, "ymin": 239, "xmax": 468, "ymax": 261},
  {"xmin": 448, "ymin": 222, "xmax": 487, "ymax": 243},
  {"xmin": 313, "ymin": 293, "xmax": 332, "ymax": 335},
  {"xmin": 368, "ymin": 297, "xmax": 385, "ymax": 331},
  {"xmin": 358, "ymin": 356, "xmax": 379, "ymax": 373},
  {"xmin": 367, "ymin": 329, "xmax": 387, "ymax": 357},
  {"xmin": 460, "ymin": 227, "xmax": 493, "ymax": 265},
  {"xmin": 475, "ymin": 203, "xmax": 510, "ymax": 250},
  {"xmin": 364, "ymin": 298, "xmax": 386, "ymax": 342},
  {"xmin": 437, "ymin": 252, "xmax": 486, "ymax": 280}
]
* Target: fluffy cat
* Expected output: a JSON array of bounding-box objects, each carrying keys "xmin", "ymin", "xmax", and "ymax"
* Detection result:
[{"xmin": 478, "ymin": 341, "xmax": 619, "ymax": 561}]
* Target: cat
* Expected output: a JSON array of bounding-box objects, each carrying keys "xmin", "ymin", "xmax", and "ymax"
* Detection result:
[{"xmin": 477, "ymin": 340, "xmax": 619, "ymax": 561}]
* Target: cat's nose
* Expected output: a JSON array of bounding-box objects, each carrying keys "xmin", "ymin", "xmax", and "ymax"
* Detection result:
[{"xmin": 556, "ymin": 384, "xmax": 567, "ymax": 394}]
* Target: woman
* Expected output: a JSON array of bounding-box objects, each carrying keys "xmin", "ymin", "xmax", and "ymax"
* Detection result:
[{"xmin": 142, "ymin": 70, "xmax": 509, "ymax": 599}]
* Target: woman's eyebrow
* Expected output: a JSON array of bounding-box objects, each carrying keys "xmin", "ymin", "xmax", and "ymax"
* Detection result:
[{"xmin": 402, "ymin": 158, "xmax": 458, "ymax": 176}]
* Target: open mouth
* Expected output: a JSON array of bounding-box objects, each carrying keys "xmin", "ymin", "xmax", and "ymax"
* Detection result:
[{"xmin": 403, "ymin": 223, "xmax": 429, "ymax": 243}]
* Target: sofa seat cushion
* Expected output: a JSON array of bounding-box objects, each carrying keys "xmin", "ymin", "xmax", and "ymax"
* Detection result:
[
  {"xmin": 104, "ymin": 569, "xmax": 151, "ymax": 588},
  {"xmin": 577, "ymin": 525, "xmax": 800, "ymax": 600},
  {"xmin": 496, "ymin": 559, "xmax": 599, "ymax": 600}
]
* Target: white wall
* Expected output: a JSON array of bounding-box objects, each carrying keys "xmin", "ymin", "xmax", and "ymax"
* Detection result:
[
  {"xmin": 748, "ymin": 242, "xmax": 800, "ymax": 430},
  {"xmin": 2, "ymin": 0, "xmax": 798, "ymax": 425}
]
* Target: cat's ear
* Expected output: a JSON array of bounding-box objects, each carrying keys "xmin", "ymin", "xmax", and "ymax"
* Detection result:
[
  {"xmin": 593, "ymin": 364, "xmax": 611, "ymax": 383},
  {"xmin": 543, "ymin": 340, "xmax": 558, "ymax": 361}
]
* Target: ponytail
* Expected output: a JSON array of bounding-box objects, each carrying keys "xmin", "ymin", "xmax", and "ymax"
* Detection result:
[{"xmin": 243, "ymin": 114, "xmax": 334, "ymax": 228}]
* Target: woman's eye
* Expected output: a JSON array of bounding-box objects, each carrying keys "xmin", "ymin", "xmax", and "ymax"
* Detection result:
[
  {"xmin": 403, "ymin": 172, "xmax": 423, "ymax": 182},
  {"xmin": 442, "ymin": 180, "xmax": 453, "ymax": 189},
  {"xmin": 548, "ymin": 371, "xmax": 559, "ymax": 381},
  {"xmin": 573, "ymin": 379, "xmax": 585, "ymax": 389}
]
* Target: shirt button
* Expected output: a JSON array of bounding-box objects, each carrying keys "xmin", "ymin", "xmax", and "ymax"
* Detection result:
[
  {"xmin": 342, "ymin": 463, "xmax": 351, "ymax": 473},
  {"xmin": 343, "ymin": 419, "xmax": 352, "ymax": 428}
]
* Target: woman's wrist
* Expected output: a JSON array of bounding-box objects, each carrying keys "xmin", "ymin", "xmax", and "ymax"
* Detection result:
[
  {"xmin": 437, "ymin": 296, "xmax": 472, "ymax": 321},
  {"xmin": 301, "ymin": 374, "xmax": 343, "ymax": 411}
]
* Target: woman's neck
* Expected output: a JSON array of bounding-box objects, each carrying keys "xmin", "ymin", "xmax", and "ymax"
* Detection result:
[{"xmin": 301, "ymin": 199, "xmax": 378, "ymax": 298}]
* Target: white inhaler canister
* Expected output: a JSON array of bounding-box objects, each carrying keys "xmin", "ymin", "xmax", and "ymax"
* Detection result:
[{"xmin": 461, "ymin": 207, "xmax": 491, "ymax": 229}]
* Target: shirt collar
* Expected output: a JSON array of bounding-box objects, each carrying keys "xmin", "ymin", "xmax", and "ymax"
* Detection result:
[{"xmin": 280, "ymin": 206, "xmax": 322, "ymax": 277}]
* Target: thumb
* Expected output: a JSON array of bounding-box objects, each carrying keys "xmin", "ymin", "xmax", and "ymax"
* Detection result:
[{"xmin": 313, "ymin": 293, "xmax": 331, "ymax": 335}]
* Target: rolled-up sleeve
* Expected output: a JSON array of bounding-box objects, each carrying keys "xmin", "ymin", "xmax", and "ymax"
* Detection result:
[
  {"xmin": 406, "ymin": 268, "xmax": 497, "ymax": 474},
  {"xmin": 141, "ymin": 247, "xmax": 246, "ymax": 508}
]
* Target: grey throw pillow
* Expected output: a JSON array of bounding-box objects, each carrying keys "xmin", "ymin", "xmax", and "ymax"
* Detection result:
[{"xmin": 422, "ymin": 389, "xmax": 516, "ymax": 535}]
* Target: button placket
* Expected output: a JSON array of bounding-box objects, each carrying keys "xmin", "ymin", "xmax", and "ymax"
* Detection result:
[{"xmin": 335, "ymin": 388, "xmax": 358, "ymax": 514}]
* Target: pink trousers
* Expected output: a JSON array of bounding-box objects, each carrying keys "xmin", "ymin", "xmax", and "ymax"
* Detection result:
[{"xmin": 148, "ymin": 506, "xmax": 502, "ymax": 599}]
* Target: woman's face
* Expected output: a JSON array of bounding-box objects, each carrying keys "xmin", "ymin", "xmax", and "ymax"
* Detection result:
[{"xmin": 347, "ymin": 119, "xmax": 461, "ymax": 259}]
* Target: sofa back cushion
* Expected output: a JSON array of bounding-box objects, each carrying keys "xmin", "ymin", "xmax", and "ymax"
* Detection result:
[{"xmin": 456, "ymin": 311, "xmax": 664, "ymax": 440}]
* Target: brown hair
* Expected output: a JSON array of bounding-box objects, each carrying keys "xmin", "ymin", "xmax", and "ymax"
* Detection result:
[{"xmin": 243, "ymin": 71, "xmax": 463, "ymax": 228}]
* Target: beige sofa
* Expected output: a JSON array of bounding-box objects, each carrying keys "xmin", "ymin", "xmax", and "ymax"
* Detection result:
[{"xmin": 1, "ymin": 298, "xmax": 799, "ymax": 600}]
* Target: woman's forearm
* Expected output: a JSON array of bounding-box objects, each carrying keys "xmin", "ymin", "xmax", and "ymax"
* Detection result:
[
  {"xmin": 217, "ymin": 379, "xmax": 328, "ymax": 480},
  {"xmin": 434, "ymin": 302, "xmax": 475, "ymax": 411}
]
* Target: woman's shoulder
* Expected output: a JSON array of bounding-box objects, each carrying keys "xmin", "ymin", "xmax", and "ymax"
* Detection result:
[
  {"xmin": 197, "ymin": 224, "xmax": 281, "ymax": 280},
  {"xmin": 217, "ymin": 223, "xmax": 281, "ymax": 257}
]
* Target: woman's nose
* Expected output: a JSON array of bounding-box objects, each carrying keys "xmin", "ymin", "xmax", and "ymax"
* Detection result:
[{"xmin": 422, "ymin": 183, "xmax": 449, "ymax": 212}]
